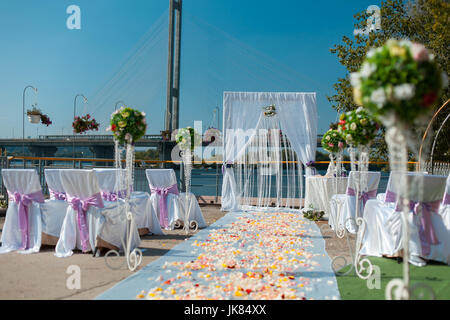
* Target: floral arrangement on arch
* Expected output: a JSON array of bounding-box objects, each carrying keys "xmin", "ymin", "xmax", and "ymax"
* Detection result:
[
  {"xmin": 108, "ymin": 107, "xmax": 147, "ymax": 144},
  {"xmin": 337, "ymin": 107, "xmax": 379, "ymax": 146},
  {"xmin": 321, "ymin": 128, "xmax": 346, "ymax": 153},
  {"xmin": 175, "ymin": 127, "xmax": 201, "ymax": 152},
  {"xmin": 351, "ymin": 39, "xmax": 447, "ymax": 124},
  {"xmin": 26, "ymin": 106, "xmax": 52, "ymax": 126},
  {"xmin": 73, "ymin": 114, "xmax": 99, "ymax": 134}
]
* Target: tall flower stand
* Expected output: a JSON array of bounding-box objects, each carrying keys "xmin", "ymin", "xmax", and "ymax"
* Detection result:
[
  {"xmin": 104, "ymin": 141, "xmax": 143, "ymax": 272},
  {"xmin": 180, "ymin": 150, "xmax": 198, "ymax": 235}
]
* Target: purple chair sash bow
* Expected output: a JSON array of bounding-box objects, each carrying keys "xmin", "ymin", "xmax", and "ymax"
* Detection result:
[
  {"xmin": 8, "ymin": 190, "xmax": 45, "ymax": 250},
  {"xmin": 384, "ymin": 190, "xmax": 397, "ymax": 203},
  {"xmin": 100, "ymin": 190, "xmax": 128, "ymax": 202},
  {"xmin": 150, "ymin": 184, "xmax": 179, "ymax": 229},
  {"xmin": 67, "ymin": 193, "xmax": 104, "ymax": 253},
  {"xmin": 395, "ymin": 198, "xmax": 442, "ymax": 256},
  {"xmin": 49, "ymin": 188, "xmax": 66, "ymax": 201},
  {"xmin": 443, "ymin": 193, "xmax": 450, "ymax": 206},
  {"xmin": 346, "ymin": 187, "xmax": 377, "ymax": 207}
]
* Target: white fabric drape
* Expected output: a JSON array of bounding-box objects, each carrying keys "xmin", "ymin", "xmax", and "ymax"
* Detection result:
[{"xmin": 221, "ymin": 92, "xmax": 317, "ymax": 211}]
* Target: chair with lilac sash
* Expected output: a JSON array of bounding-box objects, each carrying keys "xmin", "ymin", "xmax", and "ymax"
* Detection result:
[
  {"xmin": 93, "ymin": 168, "xmax": 163, "ymax": 236},
  {"xmin": 0, "ymin": 169, "xmax": 45, "ymax": 254},
  {"xmin": 361, "ymin": 172, "xmax": 448, "ymax": 266},
  {"xmin": 145, "ymin": 169, "xmax": 206, "ymax": 230},
  {"xmin": 423, "ymin": 173, "xmax": 450, "ymax": 265},
  {"xmin": 39, "ymin": 169, "xmax": 69, "ymax": 246},
  {"xmin": 329, "ymin": 171, "xmax": 381, "ymax": 234},
  {"xmin": 55, "ymin": 169, "xmax": 140, "ymax": 257},
  {"xmin": 360, "ymin": 171, "xmax": 402, "ymax": 258}
]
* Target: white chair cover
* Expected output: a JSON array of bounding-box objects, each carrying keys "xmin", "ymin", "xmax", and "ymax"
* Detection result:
[
  {"xmin": 423, "ymin": 174, "xmax": 450, "ymax": 265},
  {"xmin": 145, "ymin": 169, "xmax": 206, "ymax": 230},
  {"xmin": 39, "ymin": 169, "xmax": 69, "ymax": 242},
  {"xmin": 93, "ymin": 168, "xmax": 163, "ymax": 235},
  {"xmin": 55, "ymin": 169, "xmax": 140, "ymax": 257},
  {"xmin": 329, "ymin": 171, "xmax": 381, "ymax": 234},
  {"xmin": 0, "ymin": 169, "xmax": 43, "ymax": 254},
  {"xmin": 360, "ymin": 173, "xmax": 448, "ymax": 266}
]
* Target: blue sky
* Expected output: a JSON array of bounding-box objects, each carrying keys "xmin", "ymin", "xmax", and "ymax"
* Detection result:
[{"xmin": 0, "ymin": 0, "xmax": 379, "ymax": 139}]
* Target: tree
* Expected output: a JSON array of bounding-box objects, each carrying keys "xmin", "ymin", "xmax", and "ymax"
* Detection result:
[{"xmin": 328, "ymin": 0, "xmax": 450, "ymax": 162}]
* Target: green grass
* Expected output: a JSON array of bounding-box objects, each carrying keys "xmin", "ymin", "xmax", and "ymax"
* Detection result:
[{"xmin": 336, "ymin": 257, "xmax": 450, "ymax": 300}]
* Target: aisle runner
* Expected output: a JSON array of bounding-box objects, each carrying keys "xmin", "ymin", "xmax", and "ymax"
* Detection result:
[{"xmin": 96, "ymin": 209, "xmax": 340, "ymax": 300}]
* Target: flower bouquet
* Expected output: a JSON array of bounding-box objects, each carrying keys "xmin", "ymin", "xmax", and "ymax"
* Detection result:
[
  {"xmin": 303, "ymin": 205, "xmax": 325, "ymax": 222},
  {"xmin": 175, "ymin": 127, "xmax": 201, "ymax": 152},
  {"xmin": 351, "ymin": 39, "xmax": 447, "ymax": 127},
  {"xmin": 108, "ymin": 107, "xmax": 147, "ymax": 145},
  {"xmin": 72, "ymin": 114, "xmax": 99, "ymax": 134},
  {"xmin": 338, "ymin": 108, "xmax": 379, "ymax": 173},
  {"xmin": 322, "ymin": 129, "xmax": 346, "ymax": 153},
  {"xmin": 337, "ymin": 108, "xmax": 378, "ymax": 147},
  {"xmin": 322, "ymin": 128, "xmax": 346, "ymax": 177}
]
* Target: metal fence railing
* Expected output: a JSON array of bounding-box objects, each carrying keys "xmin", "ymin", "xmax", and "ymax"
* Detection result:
[{"xmin": 0, "ymin": 156, "xmax": 449, "ymax": 207}]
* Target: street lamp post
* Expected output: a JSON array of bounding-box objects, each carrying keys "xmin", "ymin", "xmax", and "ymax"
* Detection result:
[
  {"xmin": 73, "ymin": 94, "xmax": 88, "ymax": 161},
  {"xmin": 22, "ymin": 85, "xmax": 38, "ymax": 158}
]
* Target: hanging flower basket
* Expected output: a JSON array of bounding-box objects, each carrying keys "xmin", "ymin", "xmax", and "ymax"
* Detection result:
[
  {"xmin": 27, "ymin": 106, "xmax": 42, "ymax": 124},
  {"xmin": 72, "ymin": 114, "xmax": 100, "ymax": 134},
  {"xmin": 28, "ymin": 115, "xmax": 41, "ymax": 124}
]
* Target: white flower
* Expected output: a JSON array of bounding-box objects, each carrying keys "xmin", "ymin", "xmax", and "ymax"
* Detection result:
[
  {"xmin": 360, "ymin": 62, "xmax": 376, "ymax": 78},
  {"xmin": 326, "ymin": 135, "xmax": 330, "ymax": 141},
  {"xmin": 333, "ymin": 132, "xmax": 337, "ymax": 137},
  {"xmin": 350, "ymin": 72, "xmax": 362, "ymax": 87},
  {"xmin": 370, "ymin": 88, "xmax": 387, "ymax": 108},
  {"xmin": 366, "ymin": 48, "xmax": 376, "ymax": 58},
  {"xmin": 411, "ymin": 43, "xmax": 428, "ymax": 62},
  {"xmin": 356, "ymin": 107, "xmax": 364, "ymax": 113},
  {"xmin": 399, "ymin": 39, "xmax": 412, "ymax": 48},
  {"xmin": 350, "ymin": 123, "xmax": 357, "ymax": 130},
  {"xmin": 393, "ymin": 83, "xmax": 415, "ymax": 100},
  {"xmin": 346, "ymin": 134, "xmax": 353, "ymax": 142}
]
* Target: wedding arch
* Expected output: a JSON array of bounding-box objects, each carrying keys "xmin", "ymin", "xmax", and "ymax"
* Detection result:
[{"xmin": 221, "ymin": 92, "xmax": 317, "ymax": 211}]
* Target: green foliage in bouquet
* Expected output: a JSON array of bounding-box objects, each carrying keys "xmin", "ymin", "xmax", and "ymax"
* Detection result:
[
  {"xmin": 303, "ymin": 206, "xmax": 325, "ymax": 221},
  {"xmin": 338, "ymin": 108, "xmax": 379, "ymax": 146},
  {"xmin": 351, "ymin": 39, "xmax": 447, "ymax": 123},
  {"xmin": 108, "ymin": 107, "xmax": 147, "ymax": 144},
  {"xmin": 175, "ymin": 127, "xmax": 201, "ymax": 152},
  {"xmin": 321, "ymin": 129, "xmax": 347, "ymax": 153}
]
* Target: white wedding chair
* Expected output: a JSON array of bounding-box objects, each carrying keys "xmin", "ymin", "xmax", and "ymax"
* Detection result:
[
  {"xmin": 329, "ymin": 171, "xmax": 381, "ymax": 234},
  {"xmin": 360, "ymin": 172, "xmax": 448, "ymax": 266},
  {"xmin": 39, "ymin": 169, "xmax": 69, "ymax": 245},
  {"xmin": 422, "ymin": 174, "xmax": 450, "ymax": 265},
  {"xmin": 55, "ymin": 169, "xmax": 140, "ymax": 257},
  {"xmin": 0, "ymin": 169, "xmax": 45, "ymax": 254},
  {"xmin": 145, "ymin": 169, "xmax": 206, "ymax": 230},
  {"xmin": 93, "ymin": 168, "xmax": 163, "ymax": 235}
]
